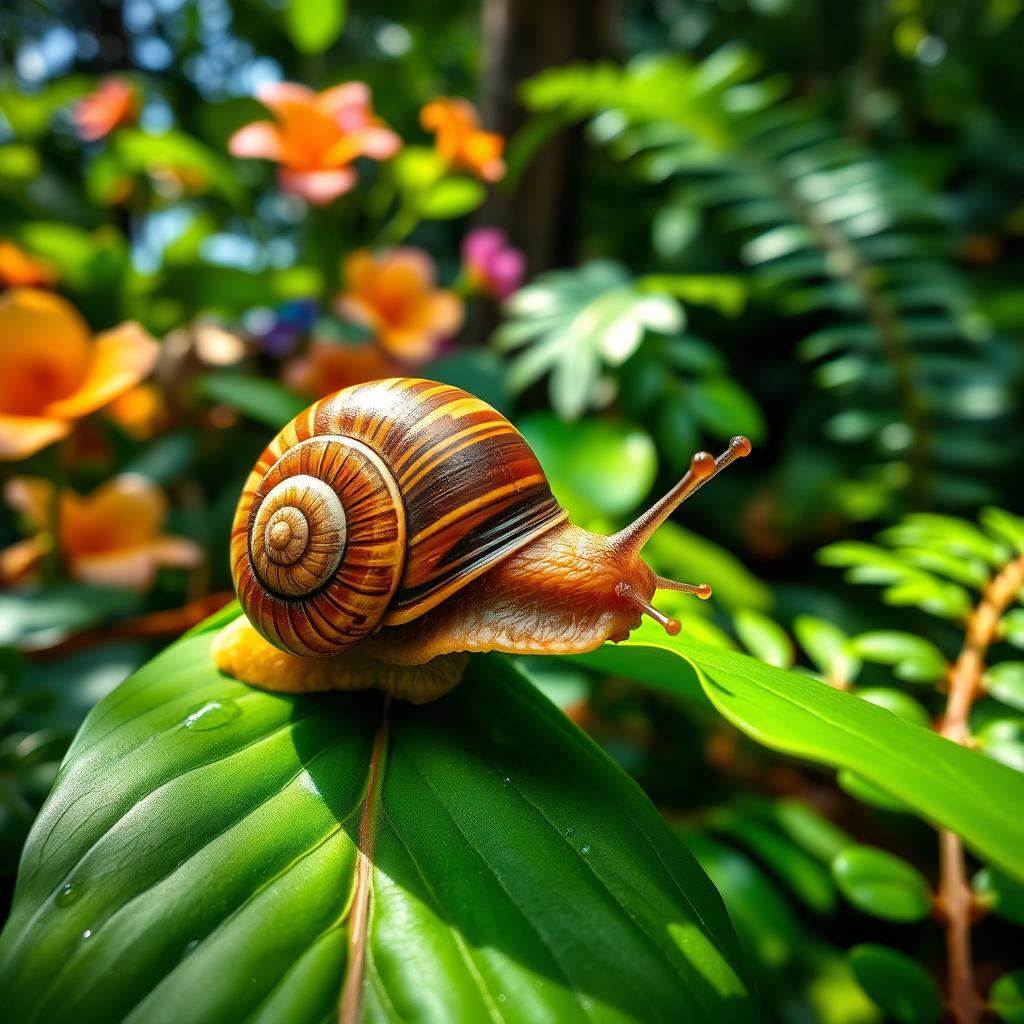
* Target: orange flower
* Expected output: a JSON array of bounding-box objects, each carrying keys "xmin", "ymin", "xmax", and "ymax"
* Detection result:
[
  {"xmin": 229, "ymin": 82, "xmax": 401, "ymax": 205},
  {"xmin": 336, "ymin": 248, "xmax": 463, "ymax": 361},
  {"xmin": 105, "ymin": 383, "xmax": 165, "ymax": 439},
  {"xmin": 284, "ymin": 341, "xmax": 400, "ymax": 398},
  {"xmin": 0, "ymin": 241, "xmax": 57, "ymax": 289},
  {"xmin": 419, "ymin": 98, "xmax": 505, "ymax": 182},
  {"xmin": 72, "ymin": 78, "xmax": 139, "ymax": 142},
  {"xmin": 1, "ymin": 474, "xmax": 201, "ymax": 590},
  {"xmin": 0, "ymin": 289, "xmax": 159, "ymax": 460}
]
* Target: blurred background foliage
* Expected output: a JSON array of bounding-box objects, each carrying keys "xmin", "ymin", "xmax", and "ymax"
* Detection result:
[{"xmin": 1, "ymin": 0, "xmax": 1024, "ymax": 1021}]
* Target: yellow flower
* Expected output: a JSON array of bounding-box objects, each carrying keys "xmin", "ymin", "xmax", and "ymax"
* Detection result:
[
  {"xmin": 336, "ymin": 248, "xmax": 463, "ymax": 362},
  {"xmin": 1, "ymin": 474, "xmax": 201, "ymax": 590},
  {"xmin": 105, "ymin": 383, "xmax": 165, "ymax": 439},
  {"xmin": 0, "ymin": 241, "xmax": 57, "ymax": 289},
  {"xmin": 229, "ymin": 82, "xmax": 401, "ymax": 204},
  {"xmin": 419, "ymin": 98, "xmax": 505, "ymax": 182},
  {"xmin": 0, "ymin": 289, "xmax": 158, "ymax": 460},
  {"xmin": 72, "ymin": 78, "xmax": 139, "ymax": 142}
]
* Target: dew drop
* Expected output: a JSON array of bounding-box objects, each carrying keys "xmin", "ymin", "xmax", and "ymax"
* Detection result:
[
  {"xmin": 184, "ymin": 699, "xmax": 241, "ymax": 731},
  {"xmin": 497, "ymin": 993, "xmax": 506, "ymax": 1003},
  {"xmin": 502, "ymin": 777, "xmax": 511, "ymax": 787},
  {"xmin": 81, "ymin": 929, "xmax": 93, "ymax": 940},
  {"xmin": 56, "ymin": 882, "xmax": 79, "ymax": 907},
  {"xmin": 580, "ymin": 844, "xmax": 591, "ymax": 856},
  {"xmin": 564, "ymin": 826, "xmax": 574, "ymax": 837},
  {"xmin": 182, "ymin": 939, "xmax": 200, "ymax": 959}
]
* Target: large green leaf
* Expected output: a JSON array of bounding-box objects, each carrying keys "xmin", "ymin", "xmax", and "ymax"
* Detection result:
[
  {"xmin": 576, "ymin": 625, "xmax": 1024, "ymax": 880},
  {"xmin": 0, "ymin": 619, "xmax": 754, "ymax": 1023}
]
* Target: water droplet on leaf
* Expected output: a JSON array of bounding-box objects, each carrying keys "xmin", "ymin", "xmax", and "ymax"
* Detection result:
[
  {"xmin": 81, "ymin": 929, "xmax": 92, "ymax": 940},
  {"xmin": 184, "ymin": 699, "xmax": 240, "ymax": 731},
  {"xmin": 56, "ymin": 882, "xmax": 79, "ymax": 907},
  {"xmin": 580, "ymin": 844, "xmax": 591, "ymax": 856}
]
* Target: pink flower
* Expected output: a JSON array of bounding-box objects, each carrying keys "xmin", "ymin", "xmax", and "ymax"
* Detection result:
[
  {"xmin": 462, "ymin": 228, "xmax": 525, "ymax": 300},
  {"xmin": 72, "ymin": 78, "xmax": 139, "ymax": 142},
  {"xmin": 228, "ymin": 82, "xmax": 401, "ymax": 205}
]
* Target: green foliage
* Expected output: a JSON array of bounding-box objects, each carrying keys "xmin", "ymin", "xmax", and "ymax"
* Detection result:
[
  {"xmin": 847, "ymin": 945, "xmax": 944, "ymax": 1024},
  {"xmin": 0, "ymin": 623, "xmax": 754, "ymax": 1023},
  {"xmin": 523, "ymin": 48, "xmax": 1022, "ymax": 518}
]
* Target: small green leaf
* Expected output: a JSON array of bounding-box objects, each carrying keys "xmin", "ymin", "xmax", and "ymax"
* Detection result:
[
  {"xmin": 733, "ymin": 610, "xmax": 793, "ymax": 668},
  {"xmin": 991, "ymin": 970, "xmax": 1024, "ymax": 1024},
  {"xmin": 854, "ymin": 688, "xmax": 932, "ymax": 729},
  {"xmin": 981, "ymin": 507, "xmax": 1024, "ymax": 556},
  {"xmin": 770, "ymin": 799, "xmax": 852, "ymax": 864},
  {"xmin": 394, "ymin": 146, "xmax": 445, "ymax": 191},
  {"xmin": 1001, "ymin": 610, "xmax": 1024, "ymax": 650},
  {"xmin": 837, "ymin": 769, "xmax": 910, "ymax": 813},
  {"xmin": 417, "ymin": 177, "xmax": 486, "ymax": 219},
  {"xmin": 284, "ymin": 0, "xmax": 346, "ymax": 54},
  {"xmin": 197, "ymin": 373, "xmax": 308, "ymax": 430},
  {"xmin": 688, "ymin": 377, "xmax": 765, "ymax": 442},
  {"xmin": 793, "ymin": 615, "xmax": 860, "ymax": 684},
  {"xmin": 974, "ymin": 865, "xmax": 1024, "ymax": 926},
  {"xmin": 985, "ymin": 663, "xmax": 1024, "ymax": 712},
  {"xmin": 848, "ymin": 631, "xmax": 948, "ymax": 684},
  {"xmin": 848, "ymin": 944, "xmax": 943, "ymax": 1023},
  {"xmin": 832, "ymin": 846, "xmax": 932, "ymax": 922},
  {"xmin": 975, "ymin": 718, "xmax": 1024, "ymax": 773},
  {"xmin": 518, "ymin": 413, "xmax": 657, "ymax": 522}
]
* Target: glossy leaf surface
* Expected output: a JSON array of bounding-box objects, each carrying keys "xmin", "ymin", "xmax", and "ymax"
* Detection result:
[
  {"xmin": 574, "ymin": 626, "xmax": 1024, "ymax": 879},
  {"xmin": 0, "ymin": 619, "xmax": 753, "ymax": 1023}
]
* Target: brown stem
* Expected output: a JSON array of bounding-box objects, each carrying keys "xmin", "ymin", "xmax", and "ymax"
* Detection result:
[{"xmin": 936, "ymin": 554, "xmax": 1024, "ymax": 1023}]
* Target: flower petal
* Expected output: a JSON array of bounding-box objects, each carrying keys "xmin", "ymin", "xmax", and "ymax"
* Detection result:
[
  {"xmin": 317, "ymin": 82, "xmax": 372, "ymax": 116},
  {"xmin": 63, "ymin": 474, "xmax": 168, "ymax": 554},
  {"xmin": 0, "ymin": 536, "xmax": 47, "ymax": 586},
  {"xmin": 4, "ymin": 477, "xmax": 54, "ymax": 528},
  {"xmin": 228, "ymin": 121, "xmax": 284, "ymax": 161},
  {"xmin": 255, "ymin": 82, "xmax": 317, "ymax": 114},
  {"xmin": 0, "ymin": 414, "xmax": 72, "ymax": 461},
  {"xmin": 324, "ymin": 126, "xmax": 401, "ymax": 167},
  {"xmin": 43, "ymin": 322, "xmax": 159, "ymax": 420},
  {"xmin": 149, "ymin": 535, "xmax": 203, "ymax": 568},
  {"xmin": 279, "ymin": 168, "xmax": 357, "ymax": 204},
  {"xmin": 71, "ymin": 547, "xmax": 159, "ymax": 590}
]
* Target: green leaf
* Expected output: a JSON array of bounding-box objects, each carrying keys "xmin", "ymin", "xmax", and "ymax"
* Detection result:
[
  {"xmin": 854, "ymin": 687, "xmax": 932, "ymax": 729},
  {"xmin": 837, "ymin": 770, "xmax": 910, "ymax": 814},
  {"xmin": 985, "ymin": 663, "xmax": 1024, "ymax": 712},
  {"xmin": 848, "ymin": 631, "xmax": 948, "ymax": 684},
  {"xmin": 848, "ymin": 944, "xmax": 943, "ymax": 1023},
  {"xmin": 0, "ymin": 625, "xmax": 753, "ymax": 1022},
  {"xmin": 284, "ymin": 0, "xmax": 346, "ymax": 54},
  {"xmin": 1002, "ymin": 610, "xmax": 1024, "ymax": 650},
  {"xmin": 580, "ymin": 627, "xmax": 1024, "ymax": 879},
  {"xmin": 981, "ymin": 507, "xmax": 1024, "ymax": 556},
  {"xmin": 0, "ymin": 586, "xmax": 139, "ymax": 648},
  {"xmin": 831, "ymin": 846, "xmax": 932, "ymax": 922},
  {"xmin": 688, "ymin": 377, "xmax": 765, "ymax": 442},
  {"xmin": 113, "ymin": 129, "xmax": 243, "ymax": 203},
  {"xmin": 518, "ymin": 413, "xmax": 657, "ymax": 521},
  {"xmin": 733, "ymin": 610, "xmax": 793, "ymax": 668},
  {"xmin": 991, "ymin": 970, "xmax": 1024, "ymax": 1024},
  {"xmin": 974, "ymin": 865, "xmax": 1024, "ymax": 927},
  {"xmin": 793, "ymin": 615, "xmax": 860, "ymax": 685},
  {"xmin": 197, "ymin": 372, "xmax": 308, "ymax": 430},
  {"xmin": 417, "ymin": 177, "xmax": 486, "ymax": 219}
]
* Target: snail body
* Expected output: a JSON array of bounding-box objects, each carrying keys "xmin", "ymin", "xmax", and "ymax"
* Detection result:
[{"xmin": 214, "ymin": 377, "xmax": 750, "ymax": 702}]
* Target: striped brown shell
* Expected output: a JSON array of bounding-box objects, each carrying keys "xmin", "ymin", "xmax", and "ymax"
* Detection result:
[{"xmin": 231, "ymin": 377, "xmax": 567, "ymax": 656}]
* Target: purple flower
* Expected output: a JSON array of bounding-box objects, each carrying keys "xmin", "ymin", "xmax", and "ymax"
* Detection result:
[{"xmin": 462, "ymin": 227, "xmax": 525, "ymax": 300}]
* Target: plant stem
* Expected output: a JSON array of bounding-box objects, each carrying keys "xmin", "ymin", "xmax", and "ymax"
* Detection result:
[{"xmin": 937, "ymin": 553, "xmax": 1024, "ymax": 1023}]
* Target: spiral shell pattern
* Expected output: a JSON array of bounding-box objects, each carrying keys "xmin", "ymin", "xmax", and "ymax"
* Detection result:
[
  {"xmin": 233, "ymin": 435, "xmax": 405, "ymax": 656},
  {"xmin": 231, "ymin": 378, "xmax": 567, "ymax": 657}
]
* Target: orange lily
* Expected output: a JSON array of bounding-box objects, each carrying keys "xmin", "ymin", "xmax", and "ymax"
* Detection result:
[
  {"xmin": 73, "ymin": 78, "xmax": 139, "ymax": 142},
  {"xmin": 336, "ymin": 248, "xmax": 463, "ymax": 362},
  {"xmin": 284, "ymin": 341, "xmax": 401, "ymax": 397},
  {"xmin": 229, "ymin": 82, "xmax": 401, "ymax": 204},
  {"xmin": 1, "ymin": 474, "xmax": 201, "ymax": 590},
  {"xmin": 0, "ymin": 241, "xmax": 57, "ymax": 289},
  {"xmin": 419, "ymin": 98, "xmax": 505, "ymax": 182},
  {"xmin": 0, "ymin": 288, "xmax": 159, "ymax": 460}
]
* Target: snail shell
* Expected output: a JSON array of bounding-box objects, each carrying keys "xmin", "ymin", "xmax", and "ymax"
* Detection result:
[{"xmin": 232, "ymin": 378, "xmax": 567, "ymax": 657}]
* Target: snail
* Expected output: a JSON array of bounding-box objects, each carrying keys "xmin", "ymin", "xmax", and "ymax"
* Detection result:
[{"xmin": 212, "ymin": 377, "xmax": 751, "ymax": 703}]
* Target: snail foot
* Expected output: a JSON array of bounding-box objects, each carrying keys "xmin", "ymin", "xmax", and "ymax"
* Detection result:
[{"xmin": 211, "ymin": 616, "xmax": 466, "ymax": 704}]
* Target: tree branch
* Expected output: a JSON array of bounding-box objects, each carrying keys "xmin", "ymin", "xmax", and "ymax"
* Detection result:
[{"xmin": 937, "ymin": 554, "xmax": 1024, "ymax": 1023}]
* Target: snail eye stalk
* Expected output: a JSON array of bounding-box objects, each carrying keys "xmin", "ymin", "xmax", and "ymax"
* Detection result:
[
  {"xmin": 615, "ymin": 582, "xmax": 682, "ymax": 636},
  {"xmin": 610, "ymin": 435, "xmax": 752, "ymax": 558}
]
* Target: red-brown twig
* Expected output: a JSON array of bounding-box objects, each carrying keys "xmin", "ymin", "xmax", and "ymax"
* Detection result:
[{"xmin": 937, "ymin": 555, "xmax": 1024, "ymax": 1024}]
